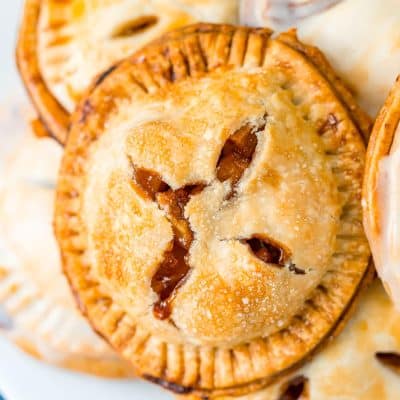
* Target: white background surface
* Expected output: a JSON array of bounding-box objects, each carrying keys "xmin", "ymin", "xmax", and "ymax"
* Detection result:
[{"xmin": 0, "ymin": 2, "xmax": 172, "ymax": 399}]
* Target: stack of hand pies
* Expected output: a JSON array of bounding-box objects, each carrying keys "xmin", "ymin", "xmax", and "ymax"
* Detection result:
[{"xmin": 2, "ymin": 0, "xmax": 400, "ymax": 398}]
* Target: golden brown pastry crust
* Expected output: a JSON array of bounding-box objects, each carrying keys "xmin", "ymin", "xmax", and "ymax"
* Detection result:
[
  {"xmin": 16, "ymin": 0, "xmax": 238, "ymax": 145},
  {"xmin": 16, "ymin": 0, "xmax": 70, "ymax": 144},
  {"xmin": 276, "ymin": 29, "xmax": 372, "ymax": 141},
  {"xmin": 363, "ymin": 76, "xmax": 400, "ymax": 240},
  {"xmin": 55, "ymin": 24, "xmax": 372, "ymax": 397}
]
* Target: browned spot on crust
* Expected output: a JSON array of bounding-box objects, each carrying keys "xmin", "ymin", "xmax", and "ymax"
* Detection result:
[
  {"xmin": 143, "ymin": 374, "xmax": 193, "ymax": 394},
  {"xmin": 278, "ymin": 375, "xmax": 309, "ymax": 400},
  {"xmin": 79, "ymin": 99, "xmax": 94, "ymax": 124},
  {"xmin": 261, "ymin": 167, "xmax": 281, "ymax": 187},
  {"xmin": 376, "ymin": 352, "xmax": 400, "ymax": 374},
  {"xmin": 318, "ymin": 113, "xmax": 339, "ymax": 135},
  {"xmin": 94, "ymin": 64, "xmax": 118, "ymax": 87},
  {"xmin": 111, "ymin": 16, "xmax": 159, "ymax": 38},
  {"xmin": 47, "ymin": 34, "xmax": 72, "ymax": 47},
  {"xmin": 30, "ymin": 118, "xmax": 51, "ymax": 138}
]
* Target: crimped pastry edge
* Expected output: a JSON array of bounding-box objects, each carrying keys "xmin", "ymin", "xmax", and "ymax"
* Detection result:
[
  {"xmin": 16, "ymin": 0, "xmax": 70, "ymax": 144},
  {"xmin": 363, "ymin": 76, "xmax": 400, "ymax": 240}
]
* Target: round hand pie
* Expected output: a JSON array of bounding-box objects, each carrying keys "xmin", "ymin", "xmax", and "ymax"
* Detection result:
[
  {"xmin": 16, "ymin": 0, "xmax": 238, "ymax": 144},
  {"xmin": 55, "ymin": 24, "xmax": 372, "ymax": 397},
  {"xmin": 363, "ymin": 77, "xmax": 400, "ymax": 308},
  {"xmin": 0, "ymin": 127, "xmax": 132, "ymax": 377}
]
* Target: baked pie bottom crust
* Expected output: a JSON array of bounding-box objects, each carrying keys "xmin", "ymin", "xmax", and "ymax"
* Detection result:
[{"xmin": 55, "ymin": 24, "xmax": 372, "ymax": 397}]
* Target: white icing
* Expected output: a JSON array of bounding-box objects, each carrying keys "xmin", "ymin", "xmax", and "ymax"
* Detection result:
[{"xmin": 375, "ymin": 122, "xmax": 400, "ymax": 308}]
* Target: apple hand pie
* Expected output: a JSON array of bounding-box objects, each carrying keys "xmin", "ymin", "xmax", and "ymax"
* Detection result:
[
  {"xmin": 363, "ymin": 76, "xmax": 400, "ymax": 308},
  {"xmin": 16, "ymin": 0, "xmax": 238, "ymax": 144},
  {"xmin": 55, "ymin": 24, "xmax": 372, "ymax": 397}
]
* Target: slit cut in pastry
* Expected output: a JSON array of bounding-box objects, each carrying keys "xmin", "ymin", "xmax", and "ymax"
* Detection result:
[
  {"xmin": 0, "ymin": 127, "xmax": 133, "ymax": 377},
  {"xmin": 54, "ymin": 24, "xmax": 373, "ymax": 397},
  {"xmin": 16, "ymin": 0, "xmax": 238, "ymax": 144},
  {"xmin": 363, "ymin": 76, "xmax": 400, "ymax": 308}
]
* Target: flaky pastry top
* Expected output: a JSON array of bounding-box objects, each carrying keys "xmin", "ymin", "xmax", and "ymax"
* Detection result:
[
  {"xmin": 37, "ymin": 0, "xmax": 238, "ymax": 112},
  {"xmin": 83, "ymin": 67, "xmax": 340, "ymax": 346}
]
